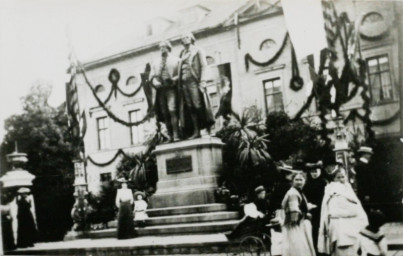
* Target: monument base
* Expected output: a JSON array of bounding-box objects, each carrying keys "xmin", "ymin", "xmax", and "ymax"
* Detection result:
[{"xmin": 149, "ymin": 137, "xmax": 224, "ymax": 208}]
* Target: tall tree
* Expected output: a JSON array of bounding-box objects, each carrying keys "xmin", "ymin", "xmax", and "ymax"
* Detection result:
[{"xmin": 1, "ymin": 82, "xmax": 75, "ymax": 241}]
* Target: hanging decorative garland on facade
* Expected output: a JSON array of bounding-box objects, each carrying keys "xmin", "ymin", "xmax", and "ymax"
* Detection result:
[
  {"xmin": 289, "ymin": 43, "xmax": 304, "ymax": 91},
  {"xmin": 78, "ymin": 63, "xmax": 154, "ymax": 127},
  {"xmin": 86, "ymin": 149, "xmax": 130, "ymax": 167},
  {"xmin": 292, "ymin": 93, "xmax": 315, "ymax": 120},
  {"xmin": 95, "ymin": 68, "xmax": 146, "ymax": 106},
  {"xmin": 244, "ymin": 33, "xmax": 289, "ymax": 71},
  {"xmin": 372, "ymin": 109, "xmax": 400, "ymax": 126},
  {"xmin": 344, "ymin": 108, "xmax": 400, "ymax": 127}
]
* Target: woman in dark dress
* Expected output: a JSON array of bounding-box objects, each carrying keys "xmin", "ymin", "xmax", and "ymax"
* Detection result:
[
  {"xmin": 11, "ymin": 188, "xmax": 38, "ymax": 248},
  {"xmin": 115, "ymin": 178, "xmax": 135, "ymax": 239},
  {"xmin": 1, "ymin": 205, "xmax": 16, "ymax": 251}
]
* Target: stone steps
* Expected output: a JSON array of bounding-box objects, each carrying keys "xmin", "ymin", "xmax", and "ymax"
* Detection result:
[
  {"xmin": 90, "ymin": 219, "xmax": 240, "ymax": 238},
  {"xmin": 108, "ymin": 211, "xmax": 239, "ymax": 227},
  {"xmin": 10, "ymin": 234, "xmax": 241, "ymax": 255},
  {"xmin": 146, "ymin": 203, "xmax": 227, "ymax": 217}
]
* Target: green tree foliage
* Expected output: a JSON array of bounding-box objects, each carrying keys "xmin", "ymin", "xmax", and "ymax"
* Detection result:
[
  {"xmin": 265, "ymin": 111, "xmax": 326, "ymax": 164},
  {"xmin": 87, "ymin": 180, "xmax": 117, "ymax": 227},
  {"xmin": 1, "ymin": 83, "xmax": 75, "ymax": 241},
  {"xmin": 216, "ymin": 108, "xmax": 329, "ymax": 199},
  {"xmin": 216, "ymin": 106, "xmax": 272, "ymax": 196}
]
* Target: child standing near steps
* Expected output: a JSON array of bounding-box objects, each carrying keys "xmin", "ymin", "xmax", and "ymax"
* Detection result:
[{"xmin": 133, "ymin": 191, "xmax": 148, "ymax": 227}]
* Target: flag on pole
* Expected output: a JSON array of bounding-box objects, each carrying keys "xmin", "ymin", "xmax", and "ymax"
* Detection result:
[
  {"xmin": 66, "ymin": 45, "xmax": 87, "ymax": 140},
  {"xmin": 281, "ymin": 0, "xmax": 328, "ymax": 61},
  {"xmin": 66, "ymin": 75, "xmax": 81, "ymax": 139},
  {"xmin": 322, "ymin": 0, "xmax": 339, "ymax": 49}
]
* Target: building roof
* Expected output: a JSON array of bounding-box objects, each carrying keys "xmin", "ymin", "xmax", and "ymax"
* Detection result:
[{"xmin": 82, "ymin": 0, "xmax": 281, "ymax": 70}]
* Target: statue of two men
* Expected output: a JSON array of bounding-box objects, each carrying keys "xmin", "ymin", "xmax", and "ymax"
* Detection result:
[{"xmin": 150, "ymin": 33, "xmax": 214, "ymax": 141}]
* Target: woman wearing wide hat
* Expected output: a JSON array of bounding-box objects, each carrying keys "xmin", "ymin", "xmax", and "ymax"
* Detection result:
[
  {"xmin": 115, "ymin": 178, "xmax": 135, "ymax": 239},
  {"xmin": 10, "ymin": 187, "xmax": 38, "ymax": 248}
]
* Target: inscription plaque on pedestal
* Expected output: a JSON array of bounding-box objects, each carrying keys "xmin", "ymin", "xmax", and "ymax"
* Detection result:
[{"xmin": 166, "ymin": 155, "xmax": 192, "ymax": 174}]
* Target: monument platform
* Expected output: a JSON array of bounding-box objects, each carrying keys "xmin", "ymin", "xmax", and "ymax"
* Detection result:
[{"xmin": 149, "ymin": 137, "xmax": 224, "ymax": 208}]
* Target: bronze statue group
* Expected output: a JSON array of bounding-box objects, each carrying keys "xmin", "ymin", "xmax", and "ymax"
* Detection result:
[
  {"xmin": 149, "ymin": 33, "xmax": 214, "ymax": 142},
  {"xmin": 226, "ymin": 163, "xmax": 388, "ymax": 256}
]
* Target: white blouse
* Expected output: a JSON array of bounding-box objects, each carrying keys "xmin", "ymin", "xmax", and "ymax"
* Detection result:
[{"xmin": 115, "ymin": 188, "xmax": 134, "ymax": 207}]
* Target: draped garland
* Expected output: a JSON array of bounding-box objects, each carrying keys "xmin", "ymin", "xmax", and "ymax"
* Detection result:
[
  {"xmin": 86, "ymin": 149, "xmax": 129, "ymax": 167},
  {"xmin": 344, "ymin": 109, "xmax": 400, "ymax": 126},
  {"xmin": 77, "ymin": 62, "xmax": 154, "ymax": 127},
  {"xmin": 244, "ymin": 33, "xmax": 289, "ymax": 71},
  {"xmin": 289, "ymin": 43, "xmax": 304, "ymax": 91},
  {"xmin": 288, "ymin": 6, "xmax": 403, "ymax": 145}
]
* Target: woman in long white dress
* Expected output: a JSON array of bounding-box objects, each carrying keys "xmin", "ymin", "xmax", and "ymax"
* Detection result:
[
  {"xmin": 282, "ymin": 172, "xmax": 316, "ymax": 256},
  {"xmin": 318, "ymin": 167, "xmax": 368, "ymax": 256}
]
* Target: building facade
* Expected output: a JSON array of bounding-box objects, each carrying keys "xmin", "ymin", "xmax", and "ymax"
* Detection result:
[{"xmin": 74, "ymin": 0, "xmax": 401, "ymax": 218}]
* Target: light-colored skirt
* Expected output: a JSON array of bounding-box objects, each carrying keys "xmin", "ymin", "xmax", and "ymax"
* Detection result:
[
  {"xmin": 282, "ymin": 219, "xmax": 316, "ymax": 256},
  {"xmin": 134, "ymin": 211, "xmax": 148, "ymax": 221}
]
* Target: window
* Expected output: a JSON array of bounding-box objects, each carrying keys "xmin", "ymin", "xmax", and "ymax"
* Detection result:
[
  {"xmin": 129, "ymin": 110, "xmax": 144, "ymax": 145},
  {"xmin": 97, "ymin": 117, "xmax": 110, "ymax": 150},
  {"xmin": 207, "ymin": 84, "xmax": 219, "ymax": 115},
  {"xmin": 366, "ymin": 55, "xmax": 394, "ymax": 104},
  {"xmin": 263, "ymin": 78, "xmax": 283, "ymax": 113},
  {"xmin": 100, "ymin": 173, "xmax": 112, "ymax": 182}
]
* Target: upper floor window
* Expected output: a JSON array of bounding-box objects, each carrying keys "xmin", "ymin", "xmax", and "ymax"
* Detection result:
[
  {"xmin": 97, "ymin": 117, "xmax": 110, "ymax": 150},
  {"xmin": 263, "ymin": 78, "xmax": 283, "ymax": 113},
  {"xmin": 206, "ymin": 84, "xmax": 219, "ymax": 115},
  {"xmin": 100, "ymin": 172, "xmax": 112, "ymax": 182},
  {"xmin": 366, "ymin": 55, "xmax": 394, "ymax": 104},
  {"xmin": 129, "ymin": 110, "xmax": 144, "ymax": 145}
]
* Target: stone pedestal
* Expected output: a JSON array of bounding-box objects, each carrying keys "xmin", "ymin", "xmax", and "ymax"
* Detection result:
[{"xmin": 149, "ymin": 137, "xmax": 224, "ymax": 208}]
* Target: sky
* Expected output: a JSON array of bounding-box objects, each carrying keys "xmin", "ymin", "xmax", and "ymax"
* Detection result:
[{"xmin": 0, "ymin": 0, "xmax": 189, "ymax": 142}]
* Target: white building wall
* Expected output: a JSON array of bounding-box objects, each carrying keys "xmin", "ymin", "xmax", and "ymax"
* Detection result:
[{"xmin": 74, "ymin": 1, "xmax": 401, "ymax": 193}]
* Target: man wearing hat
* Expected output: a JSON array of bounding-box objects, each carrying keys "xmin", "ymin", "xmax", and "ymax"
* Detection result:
[
  {"xmin": 178, "ymin": 32, "xmax": 214, "ymax": 139},
  {"xmin": 355, "ymin": 146, "xmax": 374, "ymax": 204},
  {"xmin": 150, "ymin": 40, "xmax": 181, "ymax": 141}
]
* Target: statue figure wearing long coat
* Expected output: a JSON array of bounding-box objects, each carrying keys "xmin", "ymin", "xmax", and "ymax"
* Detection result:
[{"xmin": 177, "ymin": 33, "xmax": 214, "ymax": 139}]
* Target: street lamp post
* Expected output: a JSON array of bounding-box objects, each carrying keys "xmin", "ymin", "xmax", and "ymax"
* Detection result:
[
  {"xmin": 332, "ymin": 116, "xmax": 357, "ymax": 188},
  {"xmin": 64, "ymin": 157, "xmax": 90, "ymax": 240}
]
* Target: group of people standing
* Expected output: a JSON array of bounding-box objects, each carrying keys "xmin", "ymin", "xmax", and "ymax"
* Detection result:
[
  {"xmin": 1, "ymin": 187, "xmax": 38, "ymax": 251},
  {"xmin": 228, "ymin": 163, "xmax": 388, "ymax": 256},
  {"xmin": 114, "ymin": 178, "xmax": 148, "ymax": 239}
]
